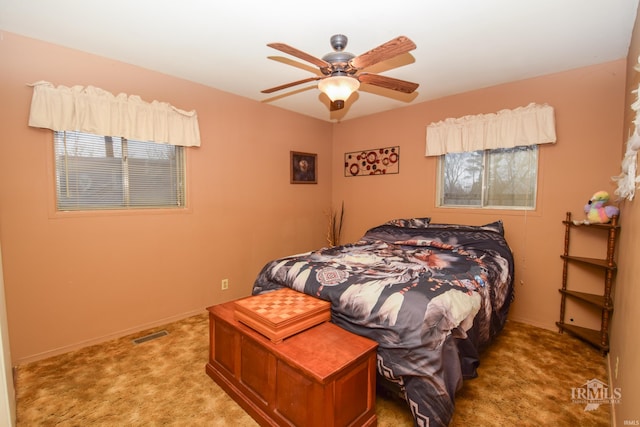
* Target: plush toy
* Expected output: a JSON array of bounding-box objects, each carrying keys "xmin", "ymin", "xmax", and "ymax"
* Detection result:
[{"xmin": 574, "ymin": 191, "xmax": 620, "ymax": 225}]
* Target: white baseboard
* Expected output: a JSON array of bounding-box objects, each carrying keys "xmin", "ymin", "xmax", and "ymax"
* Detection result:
[{"xmin": 607, "ymin": 353, "xmax": 617, "ymax": 427}]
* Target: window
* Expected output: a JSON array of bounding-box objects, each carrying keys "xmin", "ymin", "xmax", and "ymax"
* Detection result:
[
  {"xmin": 54, "ymin": 131, "xmax": 186, "ymax": 211},
  {"xmin": 438, "ymin": 145, "xmax": 537, "ymax": 209}
]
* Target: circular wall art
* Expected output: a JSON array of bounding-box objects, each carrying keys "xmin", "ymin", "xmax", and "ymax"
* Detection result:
[{"xmin": 344, "ymin": 146, "xmax": 400, "ymax": 177}]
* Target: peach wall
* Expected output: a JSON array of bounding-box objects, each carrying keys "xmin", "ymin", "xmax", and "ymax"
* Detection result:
[
  {"xmin": 609, "ymin": 4, "xmax": 640, "ymax": 425},
  {"xmin": 331, "ymin": 60, "xmax": 626, "ymax": 335},
  {"xmin": 0, "ymin": 32, "xmax": 333, "ymax": 363}
]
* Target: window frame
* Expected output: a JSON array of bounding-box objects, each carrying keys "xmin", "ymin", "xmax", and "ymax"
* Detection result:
[
  {"xmin": 436, "ymin": 145, "xmax": 539, "ymax": 211},
  {"xmin": 50, "ymin": 130, "xmax": 190, "ymax": 215}
]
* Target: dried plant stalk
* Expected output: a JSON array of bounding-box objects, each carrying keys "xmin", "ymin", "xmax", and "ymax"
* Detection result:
[{"xmin": 326, "ymin": 201, "xmax": 344, "ymax": 246}]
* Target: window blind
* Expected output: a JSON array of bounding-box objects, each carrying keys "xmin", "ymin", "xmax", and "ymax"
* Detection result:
[{"xmin": 55, "ymin": 131, "xmax": 185, "ymax": 211}]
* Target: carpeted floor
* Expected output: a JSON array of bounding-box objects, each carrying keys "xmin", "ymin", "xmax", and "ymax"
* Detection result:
[{"xmin": 15, "ymin": 313, "xmax": 610, "ymax": 426}]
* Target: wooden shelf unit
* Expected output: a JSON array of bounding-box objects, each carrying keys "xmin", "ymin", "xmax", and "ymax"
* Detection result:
[{"xmin": 556, "ymin": 211, "xmax": 619, "ymax": 354}]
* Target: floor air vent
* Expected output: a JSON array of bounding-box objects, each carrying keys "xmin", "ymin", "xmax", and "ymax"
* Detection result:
[{"xmin": 132, "ymin": 330, "xmax": 169, "ymax": 345}]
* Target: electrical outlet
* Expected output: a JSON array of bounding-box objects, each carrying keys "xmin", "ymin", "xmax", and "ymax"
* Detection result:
[{"xmin": 221, "ymin": 279, "xmax": 229, "ymax": 290}]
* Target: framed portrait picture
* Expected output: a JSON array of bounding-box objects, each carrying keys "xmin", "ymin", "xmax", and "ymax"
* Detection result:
[{"xmin": 290, "ymin": 151, "xmax": 317, "ymax": 184}]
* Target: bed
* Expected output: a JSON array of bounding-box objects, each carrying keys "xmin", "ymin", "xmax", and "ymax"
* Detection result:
[{"xmin": 252, "ymin": 217, "xmax": 514, "ymax": 427}]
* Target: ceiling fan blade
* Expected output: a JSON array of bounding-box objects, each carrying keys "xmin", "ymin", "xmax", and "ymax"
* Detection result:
[
  {"xmin": 358, "ymin": 73, "xmax": 419, "ymax": 94},
  {"xmin": 261, "ymin": 76, "xmax": 323, "ymax": 94},
  {"xmin": 350, "ymin": 36, "xmax": 417, "ymax": 70},
  {"xmin": 267, "ymin": 43, "xmax": 332, "ymax": 69}
]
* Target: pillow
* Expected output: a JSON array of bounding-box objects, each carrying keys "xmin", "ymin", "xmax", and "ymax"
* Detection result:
[
  {"xmin": 382, "ymin": 217, "xmax": 431, "ymax": 228},
  {"xmin": 426, "ymin": 220, "xmax": 504, "ymax": 235}
]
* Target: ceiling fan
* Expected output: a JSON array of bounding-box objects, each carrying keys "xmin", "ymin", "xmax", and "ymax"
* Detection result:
[{"xmin": 261, "ymin": 34, "xmax": 419, "ymax": 111}]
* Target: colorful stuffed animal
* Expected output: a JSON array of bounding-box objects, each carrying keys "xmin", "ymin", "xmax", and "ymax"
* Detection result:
[{"xmin": 575, "ymin": 191, "xmax": 620, "ymax": 224}]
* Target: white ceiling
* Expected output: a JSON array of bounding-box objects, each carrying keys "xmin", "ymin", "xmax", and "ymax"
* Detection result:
[{"xmin": 1, "ymin": 0, "xmax": 638, "ymax": 122}]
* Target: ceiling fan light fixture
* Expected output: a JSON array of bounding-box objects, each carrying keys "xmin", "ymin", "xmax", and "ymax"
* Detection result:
[{"xmin": 318, "ymin": 76, "xmax": 360, "ymax": 102}]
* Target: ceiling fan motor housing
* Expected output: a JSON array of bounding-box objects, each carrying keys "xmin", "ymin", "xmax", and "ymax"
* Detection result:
[
  {"xmin": 321, "ymin": 34, "xmax": 357, "ymax": 75},
  {"xmin": 322, "ymin": 51, "xmax": 356, "ymax": 75}
]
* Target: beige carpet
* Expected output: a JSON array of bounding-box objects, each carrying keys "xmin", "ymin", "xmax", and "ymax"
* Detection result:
[{"xmin": 15, "ymin": 313, "xmax": 610, "ymax": 426}]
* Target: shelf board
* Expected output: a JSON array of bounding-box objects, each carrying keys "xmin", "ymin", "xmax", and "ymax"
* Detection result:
[
  {"xmin": 556, "ymin": 322, "xmax": 608, "ymax": 353},
  {"xmin": 558, "ymin": 290, "xmax": 612, "ymax": 310},
  {"xmin": 561, "ymin": 255, "xmax": 616, "ymax": 270},
  {"xmin": 563, "ymin": 220, "xmax": 620, "ymax": 230}
]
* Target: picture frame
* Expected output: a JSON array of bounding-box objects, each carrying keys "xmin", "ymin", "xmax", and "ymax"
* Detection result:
[{"xmin": 290, "ymin": 151, "xmax": 317, "ymax": 184}]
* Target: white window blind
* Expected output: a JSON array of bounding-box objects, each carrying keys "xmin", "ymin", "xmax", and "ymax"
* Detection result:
[{"xmin": 54, "ymin": 131, "xmax": 185, "ymax": 211}]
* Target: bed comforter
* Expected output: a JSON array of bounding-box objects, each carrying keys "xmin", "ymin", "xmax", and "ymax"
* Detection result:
[{"xmin": 252, "ymin": 218, "xmax": 514, "ymax": 427}]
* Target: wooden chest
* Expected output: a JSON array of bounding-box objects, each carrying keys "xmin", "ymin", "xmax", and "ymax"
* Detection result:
[
  {"xmin": 233, "ymin": 288, "xmax": 331, "ymax": 343},
  {"xmin": 206, "ymin": 301, "xmax": 378, "ymax": 427}
]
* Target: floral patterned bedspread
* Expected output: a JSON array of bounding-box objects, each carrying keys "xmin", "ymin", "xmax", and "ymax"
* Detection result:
[{"xmin": 252, "ymin": 219, "xmax": 514, "ymax": 427}]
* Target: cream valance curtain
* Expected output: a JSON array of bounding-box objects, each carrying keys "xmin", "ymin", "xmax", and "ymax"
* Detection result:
[
  {"xmin": 28, "ymin": 81, "xmax": 201, "ymax": 147},
  {"xmin": 425, "ymin": 103, "xmax": 556, "ymax": 156}
]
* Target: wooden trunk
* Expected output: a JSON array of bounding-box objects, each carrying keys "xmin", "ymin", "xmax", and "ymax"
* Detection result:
[{"xmin": 206, "ymin": 302, "xmax": 378, "ymax": 427}]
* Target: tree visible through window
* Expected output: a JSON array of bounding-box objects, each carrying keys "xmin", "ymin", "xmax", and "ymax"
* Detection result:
[
  {"xmin": 54, "ymin": 131, "xmax": 186, "ymax": 211},
  {"xmin": 439, "ymin": 145, "xmax": 537, "ymax": 209}
]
